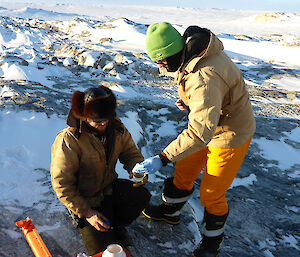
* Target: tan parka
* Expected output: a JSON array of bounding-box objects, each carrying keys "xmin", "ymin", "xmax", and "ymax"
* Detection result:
[
  {"xmin": 50, "ymin": 112, "xmax": 144, "ymax": 218},
  {"xmin": 163, "ymin": 30, "xmax": 256, "ymax": 162}
]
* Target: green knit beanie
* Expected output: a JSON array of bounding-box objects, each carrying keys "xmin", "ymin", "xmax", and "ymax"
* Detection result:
[{"xmin": 146, "ymin": 22, "xmax": 185, "ymax": 62}]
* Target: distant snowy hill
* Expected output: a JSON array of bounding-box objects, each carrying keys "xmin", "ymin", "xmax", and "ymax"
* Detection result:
[
  {"xmin": 0, "ymin": 6, "xmax": 82, "ymax": 20},
  {"xmin": 254, "ymin": 11, "xmax": 300, "ymax": 24},
  {"xmin": 0, "ymin": 3, "xmax": 299, "ymax": 257}
]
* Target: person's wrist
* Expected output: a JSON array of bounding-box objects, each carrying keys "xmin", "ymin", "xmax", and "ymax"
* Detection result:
[{"xmin": 158, "ymin": 152, "xmax": 170, "ymax": 166}]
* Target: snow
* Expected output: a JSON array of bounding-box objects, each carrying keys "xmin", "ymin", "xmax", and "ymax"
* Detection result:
[
  {"xmin": 0, "ymin": 110, "xmax": 65, "ymax": 206},
  {"xmin": 79, "ymin": 51, "xmax": 101, "ymax": 67},
  {"xmin": 229, "ymin": 174, "xmax": 257, "ymax": 189},
  {"xmin": 2, "ymin": 63, "xmax": 27, "ymax": 80},
  {"xmin": 2, "ymin": 228, "xmax": 22, "ymax": 239},
  {"xmin": 63, "ymin": 57, "xmax": 74, "ymax": 66},
  {"xmin": 0, "ymin": 6, "xmax": 80, "ymax": 21},
  {"xmin": 155, "ymin": 122, "xmax": 178, "ymax": 138},
  {"xmin": 253, "ymin": 127, "xmax": 300, "ymax": 173},
  {"xmin": 121, "ymin": 111, "xmax": 143, "ymax": 145},
  {"xmin": 0, "ymin": 2, "xmax": 299, "ymax": 256},
  {"xmin": 267, "ymin": 76, "xmax": 300, "ymax": 92},
  {"xmin": 222, "ymin": 37, "xmax": 300, "ymax": 67},
  {"xmin": 263, "ymin": 249, "xmax": 275, "ymax": 257},
  {"xmin": 281, "ymin": 234, "xmax": 300, "ymax": 250},
  {"xmin": 285, "ymin": 205, "xmax": 299, "ymax": 213},
  {"xmin": 0, "ymin": 85, "xmax": 16, "ymax": 98}
]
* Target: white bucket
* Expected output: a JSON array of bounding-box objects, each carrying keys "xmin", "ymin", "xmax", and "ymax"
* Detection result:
[{"xmin": 102, "ymin": 244, "xmax": 126, "ymax": 257}]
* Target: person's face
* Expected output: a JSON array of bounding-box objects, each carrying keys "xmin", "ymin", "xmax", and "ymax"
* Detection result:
[
  {"xmin": 86, "ymin": 118, "xmax": 109, "ymax": 133},
  {"xmin": 155, "ymin": 59, "xmax": 168, "ymax": 69},
  {"xmin": 156, "ymin": 57, "xmax": 179, "ymax": 72}
]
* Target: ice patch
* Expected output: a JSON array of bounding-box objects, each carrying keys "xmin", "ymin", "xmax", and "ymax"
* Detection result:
[
  {"xmin": 230, "ymin": 174, "xmax": 257, "ymax": 188},
  {"xmin": 2, "ymin": 229, "xmax": 22, "ymax": 239},
  {"xmin": 110, "ymin": 84, "xmax": 142, "ymax": 99},
  {"xmin": 156, "ymin": 121, "xmax": 178, "ymax": 138},
  {"xmin": 281, "ymin": 234, "xmax": 299, "ymax": 250},
  {"xmin": 158, "ymin": 108, "xmax": 170, "ymax": 115},
  {"xmin": 0, "ymin": 86, "xmax": 17, "ymax": 98},
  {"xmin": 253, "ymin": 127, "xmax": 300, "ymax": 173},
  {"xmin": 263, "ymin": 249, "xmax": 275, "ymax": 257},
  {"xmin": 35, "ymin": 223, "xmax": 61, "ymax": 233},
  {"xmin": 78, "ymin": 51, "xmax": 101, "ymax": 67},
  {"xmin": 157, "ymin": 241, "xmax": 173, "ymax": 248},
  {"xmin": 63, "ymin": 57, "xmax": 74, "ymax": 66},
  {"xmin": 2, "ymin": 63, "xmax": 27, "ymax": 80},
  {"xmin": 121, "ymin": 111, "xmax": 143, "ymax": 144},
  {"xmin": 284, "ymin": 205, "xmax": 299, "ymax": 213},
  {"xmin": 0, "ymin": 110, "xmax": 66, "ymax": 206},
  {"xmin": 0, "ymin": 62, "xmax": 68, "ymax": 87},
  {"xmin": 283, "ymin": 127, "xmax": 300, "ymax": 142},
  {"xmin": 266, "ymin": 76, "xmax": 300, "ymax": 92},
  {"xmin": 258, "ymin": 238, "xmax": 276, "ymax": 257}
]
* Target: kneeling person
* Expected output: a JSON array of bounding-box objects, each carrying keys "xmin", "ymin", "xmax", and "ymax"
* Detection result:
[{"xmin": 51, "ymin": 86, "xmax": 150, "ymax": 255}]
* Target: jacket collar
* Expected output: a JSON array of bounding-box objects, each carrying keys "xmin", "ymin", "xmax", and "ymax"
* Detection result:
[{"xmin": 175, "ymin": 29, "xmax": 224, "ymax": 84}]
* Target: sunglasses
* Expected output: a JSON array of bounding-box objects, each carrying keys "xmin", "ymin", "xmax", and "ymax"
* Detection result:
[{"xmin": 89, "ymin": 118, "xmax": 109, "ymax": 124}]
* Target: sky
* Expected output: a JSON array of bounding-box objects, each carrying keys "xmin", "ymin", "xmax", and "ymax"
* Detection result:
[{"xmin": 2, "ymin": 0, "xmax": 300, "ymax": 12}]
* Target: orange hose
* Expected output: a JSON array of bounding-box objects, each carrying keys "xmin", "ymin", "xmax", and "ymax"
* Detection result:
[{"xmin": 16, "ymin": 217, "xmax": 52, "ymax": 257}]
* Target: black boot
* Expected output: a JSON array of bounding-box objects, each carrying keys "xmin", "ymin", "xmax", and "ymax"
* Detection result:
[
  {"xmin": 192, "ymin": 234, "xmax": 224, "ymax": 257},
  {"xmin": 192, "ymin": 209, "xmax": 228, "ymax": 257},
  {"xmin": 142, "ymin": 177, "xmax": 193, "ymax": 225}
]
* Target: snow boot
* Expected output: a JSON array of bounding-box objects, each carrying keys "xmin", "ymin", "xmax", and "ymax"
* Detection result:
[
  {"xmin": 142, "ymin": 177, "xmax": 194, "ymax": 225},
  {"xmin": 191, "ymin": 209, "xmax": 228, "ymax": 257}
]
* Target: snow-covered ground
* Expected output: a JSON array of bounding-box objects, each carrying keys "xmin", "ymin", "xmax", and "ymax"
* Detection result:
[{"xmin": 0, "ymin": 3, "xmax": 299, "ymax": 257}]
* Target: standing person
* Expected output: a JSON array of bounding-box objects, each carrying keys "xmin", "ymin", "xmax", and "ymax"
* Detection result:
[
  {"xmin": 133, "ymin": 22, "xmax": 256, "ymax": 257},
  {"xmin": 51, "ymin": 86, "xmax": 150, "ymax": 256}
]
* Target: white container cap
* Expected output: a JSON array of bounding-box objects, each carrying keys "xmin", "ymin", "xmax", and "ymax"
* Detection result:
[{"xmin": 102, "ymin": 244, "xmax": 126, "ymax": 257}]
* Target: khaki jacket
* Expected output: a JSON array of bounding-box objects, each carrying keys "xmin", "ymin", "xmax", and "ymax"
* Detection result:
[
  {"xmin": 50, "ymin": 113, "xmax": 143, "ymax": 218},
  {"xmin": 163, "ymin": 31, "xmax": 256, "ymax": 162}
]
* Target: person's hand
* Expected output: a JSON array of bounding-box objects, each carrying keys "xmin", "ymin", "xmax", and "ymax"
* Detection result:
[
  {"xmin": 132, "ymin": 155, "xmax": 162, "ymax": 174},
  {"xmin": 84, "ymin": 209, "xmax": 110, "ymax": 232},
  {"xmin": 129, "ymin": 171, "xmax": 148, "ymax": 187},
  {"xmin": 175, "ymin": 99, "xmax": 186, "ymax": 111}
]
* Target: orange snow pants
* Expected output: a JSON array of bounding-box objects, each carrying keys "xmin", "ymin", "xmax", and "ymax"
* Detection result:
[{"xmin": 173, "ymin": 138, "xmax": 252, "ymax": 216}]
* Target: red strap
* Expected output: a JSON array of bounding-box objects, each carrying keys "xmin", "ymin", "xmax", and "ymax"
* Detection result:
[{"xmin": 198, "ymin": 48, "xmax": 207, "ymax": 57}]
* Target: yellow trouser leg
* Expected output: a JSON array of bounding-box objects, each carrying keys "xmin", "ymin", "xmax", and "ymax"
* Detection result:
[
  {"xmin": 173, "ymin": 147, "xmax": 208, "ymax": 191},
  {"xmin": 173, "ymin": 139, "xmax": 252, "ymax": 216}
]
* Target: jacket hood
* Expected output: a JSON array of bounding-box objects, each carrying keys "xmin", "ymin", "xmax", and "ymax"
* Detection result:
[{"xmin": 181, "ymin": 26, "xmax": 224, "ymax": 72}]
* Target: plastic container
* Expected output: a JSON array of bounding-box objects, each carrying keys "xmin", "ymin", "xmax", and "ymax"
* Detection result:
[{"xmin": 96, "ymin": 244, "xmax": 126, "ymax": 257}]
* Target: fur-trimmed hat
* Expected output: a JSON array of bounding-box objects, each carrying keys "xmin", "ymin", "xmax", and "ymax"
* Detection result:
[{"xmin": 71, "ymin": 86, "xmax": 117, "ymax": 120}]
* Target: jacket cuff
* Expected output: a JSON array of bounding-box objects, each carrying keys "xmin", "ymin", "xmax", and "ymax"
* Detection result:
[{"xmin": 159, "ymin": 152, "xmax": 171, "ymax": 166}]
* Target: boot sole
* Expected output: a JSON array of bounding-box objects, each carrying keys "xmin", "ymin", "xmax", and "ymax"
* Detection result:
[{"xmin": 142, "ymin": 210, "xmax": 180, "ymax": 225}]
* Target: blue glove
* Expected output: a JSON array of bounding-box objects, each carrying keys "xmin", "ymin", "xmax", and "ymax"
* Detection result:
[{"xmin": 133, "ymin": 155, "xmax": 163, "ymax": 174}]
